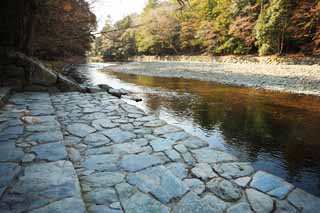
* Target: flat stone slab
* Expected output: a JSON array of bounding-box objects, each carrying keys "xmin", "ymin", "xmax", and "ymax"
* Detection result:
[
  {"xmin": 29, "ymin": 197, "xmax": 85, "ymax": 213},
  {"xmin": 0, "ymin": 142, "xmax": 24, "ymax": 162},
  {"xmin": 173, "ymin": 192, "xmax": 227, "ymax": 213},
  {"xmin": 153, "ymin": 124, "xmax": 182, "ymax": 135},
  {"xmin": 166, "ymin": 162, "xmax": 188, "ymax": 180},
  {"xmin": 150, "ymin": 138, "xmax": 176, "ymax": 152},
  {"xmin": 103, "ymin": 128, "xmax": 136, "ymax": 143},
  {"xmin": 180, "ymin": 136, "xmax": 207, "ymax": 149},
  {"xmin": 191, "ymin": 163, "xmax": 218, "ymax": 180},
  {"xmin": 207, "ymin": 177, "xmax": 243, "ymax": 201},
  {"xmin": 120, "ymin": 154, "xmax": 161, "ymax": 172},
  {"xmin": 213, "ymin": 162, "xmax": 254, "ymax": 179},
  {"xmin": 246, "ymin": 188, "xmax": 274, "ymax": 213},
  {"xmin": 32, "ymin": 142, "xmax": 67, "ymax": 161},
  {"xmin": 0, "ymin": 163, "xmax": 21, "ymax": 197},
  {"xmin": 84, "ymin": 172, "xmax": 125, "ymax": 187},
  {"xmin": 227, "ymin": 202, "xmax": 253, "ymax": 213},
  {"xmin": 116, "ymin": 183, "xmax": 169, "ymax": 213},
  {"xmin": 288, "ymin": 188, "xmax": 320, "ymax": 212},
  {"xmin": 84, "ymin": 188, "xmax": 118, "ymax": 205},
  {"xmin": 83, "ymin": 154, "xmax": 120, "ymax": 172},
  {"xmin": 26, "ymin": 131, "xmax": 64, "ymax": 143},
  {"xmin": 67, "ymin": 123, "xmax": 96, "ymax": 137},
  {"xmin": 250, "ymin": 171, "xmax": 294, "ymax": 199},
  {"xmin": 128, "ymin": 165, "xmax": 189, "ymax": 203},
  {"xmin": 0, "ymin": 161, "xmax": 83, "ymax": 212},
  {"xmin": 191, "ymin": 148, "xmax": 237, "ymax": 164}
]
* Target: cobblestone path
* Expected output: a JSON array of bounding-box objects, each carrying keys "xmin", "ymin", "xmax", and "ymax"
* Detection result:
[{"xmin": 1, "ymin": 91, "xmax": 320, "ymax": 212}]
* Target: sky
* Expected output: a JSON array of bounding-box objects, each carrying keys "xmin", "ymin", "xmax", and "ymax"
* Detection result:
[{"xmin": 89, "ymin": 0, "xmax": 148, "ymax": 32}]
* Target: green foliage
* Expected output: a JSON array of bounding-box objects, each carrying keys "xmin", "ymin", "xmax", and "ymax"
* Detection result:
[
  {"xmin": 254, "ymin": 0, "xmax": 291, "ymax": 55},
  {"xmin": 97, "ymin": 0, "xmax": 319, "ymax": 58}
]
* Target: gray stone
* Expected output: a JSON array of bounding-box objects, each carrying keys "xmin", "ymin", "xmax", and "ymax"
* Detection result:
[
  {"xmin": 191, "ymin": 163, "xmax": 217, "ymax": 180},
  {"xmin": 81, "ymin": 112, "xmax": 107, "ymax": 121},
  {"xmin": 144, "ymin": 119, "xmax": 166, "ymax": 127},
  {"xmin": 84, "ymin": 172, "xmax": 125, "ymax": 187},
  {"xmin": 0, "ymin": 163, "xmax": 21, "ymax": 197},
  {"xmin": 103, "ymin": 128, "xmax": 135, "ymax": 143},
  {"xmin": 0, "ymin": 142, "xmax": 24, "ymax": 162},
  {"xmin": 120, "ymin": 154, "xmax": 161, "ymax": 172},
  {"xmin": 25, "ymin": 122, "xmax": 60, "ymax": 132},
  {"xmin": 173, "ymin": 192, "xmax": 227, "ymax": 213},
  {"xmin": 92, "ymin": 118, "xmax": 117, "ymax": 130},
  {"xmin": 150, "ymin": 138, "xmax": 176, "ymax": 152},
  {"xmin": 174, "ymin": 144, "xmax": 188, "ymax": 153},
  {"xmin": 153, "ymin": 124, "xmax": 182, "ymax": 135},
  {"xmin": 234, "ymin": 177, "xmax": 251, "ymax": 187},
  {"xmin": 181, "ymin": 136, "xmax": 207, "ymax": 149},
  {"xmin": 30, "ymin": 197, "xmax": 85, "ymax": 213},
  {"xmin": 84, "ymin": 188, "xmax": 118, "ymax": 205},
  {"xmin": 250, "ymin": 171, "xmax": 294, "ymax": 199},
  {"xmin": 68, "ymin": 148, "xmax": 81, "ymax": 163},
  {"xmin": 246, "ymin": 189, "xmax": 274, "ymax": 213},
  {"xmin": 163, "ymin": 131, "xmax": 189, "ymax": 142},
  {"xmin": 110, "ymin": 202, "xmax": 121, "ymax": 210},
  {"xmin": 32, "ymin": 142, "xmax": 67, "ymax": 161},
  {"xmin": 165, "ymin": 149, "xmax": 181, "ymax": 161},
  {"xmin": 275, "ymin": 200, "xmax": 298, "ymax": 213},
  {"xmin": 213, "ymin": 162, "xmax": 254, "ymax": 179},
  {"xmin": 136, "ymin": 115, "xmax": 157, "ymax": 122},
  {"xmin": 115, "ymin": 183, "xmax": 169, "ymax": 213},
  {"xmin": 207, "ymin": 177, "xmax": 242, "ymax": 201},
  {"xmin": 181, "ymin": 152, "xmax": 195, "ymax": 166},
  {"xmin": 67, "ymin": 123, "xmax": 96, "ymax": 137},
  {"xmin": 166, "ymin": 162, "xmax": 188, "ymax": 179},
  {"xmin": 83, "ymin": 154, "xmax": 120, "ymax": 172},
  {"xmin": 227, "ymin": 202, "xmax": 253, "ymax": 213},
  {"xmin": 183, "ymin": 179, "xmax": 205, "ymax": 195},
  {"xmin": 127, "ymin": 165, "xmax": 189, "ymax": 203},
  {"xmin": 88, "ymin": 205, "xmax": 122, "ymax": 213},
  {"xmin": 109, "ymin": 141, "xmax": 151, "ymax": 155},
  {"xmin": 26, "ymin": 131, "xmax": 64, "ymax": 143},
  {"xmin": 152, "ymin": 152, "xmax": 171, "ymax": 164},
  {"xmin": 124, "ymin": 192, "xmax": 169, "ymax": 213},
  {"xmin": 191, "ymin": 148, "xmax": 237, "ymax": 164},
  {"xmin": 86, "ymin": 147, "xmax": 112, "ymax": 155},
  {"xmin": 84, "ymin": 133, "xmax": 111, "ymax": 146},
  {"xmin": 64, "ymin": 136, "xmax": 82, "ymax": 145},
  {"xmin": 287, "ymin": 188, "xmax": 320, "ymax": 212},
  {"xmin": 22, "ymin": 153, "xmax": 36, "ymax": 163},
  {"xmin": 1, "ymin": 161, "xmax": 82, "ymax": 212}
]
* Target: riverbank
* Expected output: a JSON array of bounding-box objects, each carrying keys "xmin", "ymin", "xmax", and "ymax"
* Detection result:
[
  {"xmin": 129, "ymin": 55, "xmax": 320, "ymax": 65},
  {"xmin": 108, "ymin": 61, "xmax": 320, "ymax": 96}
]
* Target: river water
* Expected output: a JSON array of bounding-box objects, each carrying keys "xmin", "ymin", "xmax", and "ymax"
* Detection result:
[{"xmin": 78, "ymin": 63, "xmax": 320, "ymax": 196}]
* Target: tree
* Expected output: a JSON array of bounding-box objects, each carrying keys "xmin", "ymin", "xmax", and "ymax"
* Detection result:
[
  {"xmin": 136, "ymin": 2, "xmax": 180, "ymax": 55},
  {"xmin": 254, "ymin": 0, "xmax": 291, "ymax": 55},
  {"xmin": 33, "ymin": 0, "xmax": 96, "ymax": 60}
]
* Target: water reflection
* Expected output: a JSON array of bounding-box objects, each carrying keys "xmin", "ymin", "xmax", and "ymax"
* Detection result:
[{"xmin": 80, "ymin": 64, "xmax": 320, "ymax": 196}]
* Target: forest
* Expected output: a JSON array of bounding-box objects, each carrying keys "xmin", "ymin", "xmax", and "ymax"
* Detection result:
[
  {"xmin": 0, "ymin": 0, "xmax": 96, "ymax": 63},
  {"xmin": 92, "ymin": 0, "xmax": 320, "ymax": 60}
]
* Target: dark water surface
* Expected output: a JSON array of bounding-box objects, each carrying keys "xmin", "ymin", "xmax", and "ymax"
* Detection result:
[{"xmin": 81, "ymin": 63, "xmax": 320, "ymax": 196}]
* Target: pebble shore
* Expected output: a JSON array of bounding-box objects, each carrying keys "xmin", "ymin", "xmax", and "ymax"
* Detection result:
[{"xmin": 109, "ymin": 61, "xmax": 320, "ymax": 96}]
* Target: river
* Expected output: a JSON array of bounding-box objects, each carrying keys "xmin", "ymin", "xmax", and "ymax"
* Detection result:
[{"xmin": 77, "ymin": 63, "xmax": 320, "ymax": 196}]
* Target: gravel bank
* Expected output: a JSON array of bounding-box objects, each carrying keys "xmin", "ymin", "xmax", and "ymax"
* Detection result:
[{"xmin": 108, "ymin": 61, "xmax": 320, "ymax": 96}]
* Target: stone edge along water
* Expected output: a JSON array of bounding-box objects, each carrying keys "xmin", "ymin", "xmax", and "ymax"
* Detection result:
[{"xmin": 0, "ymin": 89, "xmax": 319, "ymax": 212}]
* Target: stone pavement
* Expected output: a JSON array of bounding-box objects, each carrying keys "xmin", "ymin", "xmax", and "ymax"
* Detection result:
[{"xmin": 1, "ymin": 91, "xmax": 320, "ymax": 212}]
